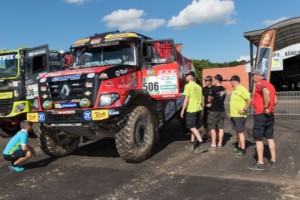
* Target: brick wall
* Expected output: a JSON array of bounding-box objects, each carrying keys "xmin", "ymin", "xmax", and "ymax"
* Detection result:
[{"xmin": 202, "ymin": 65, "xmax": 250, "ymax": 94}]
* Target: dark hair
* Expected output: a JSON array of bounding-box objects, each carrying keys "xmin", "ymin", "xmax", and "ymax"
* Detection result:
[{"xmin": 20, "ymin": 120, "xmax": 32, "ymax": 129}]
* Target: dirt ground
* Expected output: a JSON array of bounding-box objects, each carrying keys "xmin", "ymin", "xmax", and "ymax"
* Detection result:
[{"xmin": 0, "ymin": 117, "xmax": 299, "ymax": 200}]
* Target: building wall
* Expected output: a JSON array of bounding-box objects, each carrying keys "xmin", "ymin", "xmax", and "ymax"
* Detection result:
[{"xmin": 202, "ymin": 65, "xmax": 249, "ymax": 94}]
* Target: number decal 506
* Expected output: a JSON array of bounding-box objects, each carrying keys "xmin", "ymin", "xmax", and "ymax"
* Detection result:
[{"xmin": 143, "ymin": 82, "xmax": 159, "ymax": 91}]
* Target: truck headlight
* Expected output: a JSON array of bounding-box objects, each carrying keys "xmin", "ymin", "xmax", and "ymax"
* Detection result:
[
  {"xmin": 99, "ymin": 93, "xmax": 119, "ymax": 107},
  {"xmin": 14, "ymin": 103, "xmax": 26, "ymax": 113}
]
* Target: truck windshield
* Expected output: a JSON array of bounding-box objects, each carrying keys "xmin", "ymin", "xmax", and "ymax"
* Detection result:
[
  {"xmin": 74, "ymin": 41, "xmax": 137, "ymax": 68},
  {"xmin": 0, "ymin": 53, "xmax": 19, "ymax": 78}
]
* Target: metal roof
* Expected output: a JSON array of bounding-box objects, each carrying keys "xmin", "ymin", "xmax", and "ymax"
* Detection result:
[{"xmin": 244, "ymin": 17, "xmax": 300, "ymax": 51}]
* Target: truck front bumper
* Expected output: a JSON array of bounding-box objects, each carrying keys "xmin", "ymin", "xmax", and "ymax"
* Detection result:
[{"xmin": 27, "ymin": 108, "xmax": 122, "ymax": 125}]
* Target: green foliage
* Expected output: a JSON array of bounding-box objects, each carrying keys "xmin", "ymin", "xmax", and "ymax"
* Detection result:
[{"xmin": 192, "ymin": 59, "xmax": 247, "ymax": 86}]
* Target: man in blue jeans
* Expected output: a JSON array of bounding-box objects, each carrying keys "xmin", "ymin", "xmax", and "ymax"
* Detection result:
[{"xmin": 3, "ymin": 120, "xmax": 36, "ymax": 172}]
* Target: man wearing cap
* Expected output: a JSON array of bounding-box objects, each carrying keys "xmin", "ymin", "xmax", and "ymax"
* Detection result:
[
  {"xmin": 229, "ymin": 75, "xmax": 252, "ymax": 158},
  {"xmin": 207, "ymin": 74, "xmax": 226, "ymax": 148},
  {"xmin": 181, "ymin": 71, "xmax": 208, "ymax": 153},
  {"xmin": 249, "ymin": 69, "xmax": 277, "ymax": 170},
  {"xmin": 202, "ymin": 75, "xmax": 214, "ymax": 142}
]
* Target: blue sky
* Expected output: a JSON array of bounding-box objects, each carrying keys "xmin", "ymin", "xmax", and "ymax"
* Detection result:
[{"xmin": 1, "ymin": 0, "xmax": 300, "ymax": 62}]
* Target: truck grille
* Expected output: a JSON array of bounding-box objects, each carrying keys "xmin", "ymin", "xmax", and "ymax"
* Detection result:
[
  {"xmin": 48, "ymin": 80, "xmax": 86, "ymax": 100},
  {"xmin": 39, "ymin": 73, "xmax": 99, "ymax": 109}
]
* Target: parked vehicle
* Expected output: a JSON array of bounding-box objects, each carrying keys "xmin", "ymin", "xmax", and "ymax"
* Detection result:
[
  {"xmin": 0, "ymin": 45, "xmax": 63, "ymax": 137},
  {"xmin": 27, "ymin": 32, "xmax": 194, "ymax": 162}
]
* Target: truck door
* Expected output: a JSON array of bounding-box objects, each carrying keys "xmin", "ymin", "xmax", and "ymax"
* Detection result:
[
  {"xmin": 141, "ymin": 39, "xmax": 180, "ymax": 100},
  {"xmin": 25, "ymin": 45, "xmax": 50, "ymax": 100}
]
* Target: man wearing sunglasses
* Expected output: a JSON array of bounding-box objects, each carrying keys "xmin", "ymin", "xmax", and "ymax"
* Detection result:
[{"xmin": 202, "ymin": 76, "xmax": 214, "ymax": 142}]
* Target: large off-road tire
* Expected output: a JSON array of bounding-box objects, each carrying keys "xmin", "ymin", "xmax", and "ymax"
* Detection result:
[
  {"xmin": 32, "ymin": 123, "xmax": 80, "ymax": 157},
  {"xmin": 115, "ymin": 106, "xmax": 155, "ymax": 162},
  {"xmin": 0, "ymin": 122, "xmax": 20, "ymax": 137}
]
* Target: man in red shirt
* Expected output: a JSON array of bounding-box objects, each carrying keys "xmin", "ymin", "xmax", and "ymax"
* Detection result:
[{"xmin": 249, "ymin": 69, "xmax": 277, "ymax": 170}]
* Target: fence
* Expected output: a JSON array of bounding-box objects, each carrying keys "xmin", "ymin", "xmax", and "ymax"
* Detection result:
[{"xmin": 224, "ymin": 91, "xmax": 300, "ymax": 116}]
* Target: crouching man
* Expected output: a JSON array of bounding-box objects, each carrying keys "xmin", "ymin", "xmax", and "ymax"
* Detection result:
[{"xmin": 2, "ymin": 120, "xmax": 36, "ymax": 172}]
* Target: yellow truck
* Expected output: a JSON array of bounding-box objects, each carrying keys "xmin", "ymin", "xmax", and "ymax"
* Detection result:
[{"xmin": 0, "ymin": 45, "xmax": 63, "ymax": 137}]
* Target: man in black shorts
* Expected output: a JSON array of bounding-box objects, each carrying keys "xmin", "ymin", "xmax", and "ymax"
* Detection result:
[
  {"xmin": 181, "ymin": 71, "xmax": 209, "ymax": 153},
  {"xmin": 207, "ymin": 74, "xmax": 226, "ymax": 149},
  {"xmin": 229, "ymin": 75, "xmax": 252, "ymax": 158},
  {"xmin": 202, "ymin": 75, "xmax": 214, "ymax": 142},
  {"xmin": 248, "ymin": 69, "xmax": 277, "ymax": 170}
]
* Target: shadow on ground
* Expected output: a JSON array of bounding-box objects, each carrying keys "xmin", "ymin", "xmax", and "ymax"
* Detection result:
[
  {"xmin": 23, "ymin": 157, "xmax": 57, "ymax": 169},
  {"xmin": 70, "ymin": 117, "xmax": 237, "ymax": 162}
]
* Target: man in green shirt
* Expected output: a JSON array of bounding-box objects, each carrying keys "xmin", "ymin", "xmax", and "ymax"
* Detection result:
[
  {"xmin": 229, "ymin": 75, "xmax": 252, "ymax": 158},
  {"xmin": 181, "ymin": 71, "xmax": 208, "ymax": 153}
]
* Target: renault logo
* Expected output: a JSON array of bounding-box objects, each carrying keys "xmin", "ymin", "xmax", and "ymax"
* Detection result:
[{"xmin": 60, "ymin": 84, "xmax": 70, "ymax": 99}]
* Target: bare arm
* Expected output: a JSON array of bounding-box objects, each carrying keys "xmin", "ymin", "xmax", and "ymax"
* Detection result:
[
  {"xmin": 238, "ymin": 98, "xmax": 252, "ymax": 114},
  {"xmin": 262, "ymin": 88, "xmax": 271, "ymax": 108},
  {"xmin": 244, "ymin": 98, "xmax": 252, "ymax": 110},
  {"xmin": 180, "ymin": 96, "xmax": 189, "ymax": 118},
  {"xmin": 21, "ymin": 144, "xmax": 36, "ymax": 156},
  {"xmin": 206, "ymin": 95, "xmax": 212, "ymax": 108},
  {"xmin": 262, "ymin": 88, "xmax": 271, "ymax": 114},
  {"xmin": 274, "ymin": 94, "xmax": 277, "ymax": 105}
]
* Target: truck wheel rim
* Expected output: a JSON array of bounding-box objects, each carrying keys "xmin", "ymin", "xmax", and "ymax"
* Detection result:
[{"xmin": 134, "ymin": 119, "xmax": 147, "ymax": 148}]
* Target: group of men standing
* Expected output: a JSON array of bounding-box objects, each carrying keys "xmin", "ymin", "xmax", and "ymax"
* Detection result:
[{"xmin": 181, "ymin": 69, "xmax": 277, "ymax": 170}]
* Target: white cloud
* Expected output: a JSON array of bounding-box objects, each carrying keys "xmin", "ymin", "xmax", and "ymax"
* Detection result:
[
  {"xmin": 167, "ymin": 0, "xmax": 236, "ymax": 28},
  {"xmin": 64, "ymin": 0, "xmax": 86, "ymax": 5},
  {"xmin": 238, "ymin": 55, "xmax": 250, "ymax": 62},
  {"xmin": 263, "ymin": 16, "xmax": 290, "ymax": 27},
  {"xmin": 102, "ymin": 9, "xmax": 166, "ymax": 31}
]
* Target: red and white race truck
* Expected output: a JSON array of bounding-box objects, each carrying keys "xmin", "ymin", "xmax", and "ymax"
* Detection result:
[{"xmin": 27, "ymin": 31, "xmax": 194, "ymax": 162}]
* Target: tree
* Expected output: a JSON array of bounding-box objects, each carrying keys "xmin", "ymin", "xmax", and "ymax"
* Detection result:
[{"xmin": 192, "ymin": 59, "xmax": 246, "ymax": 85}]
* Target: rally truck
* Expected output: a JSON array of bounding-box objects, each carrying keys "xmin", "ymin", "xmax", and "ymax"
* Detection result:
[
  {"xmin": 27, "ymin": 31, "xmax": 194, "ymax": 162},
  {"xmin": 0, "ymin": 45, "xmax": 63, "ymax": 137}
]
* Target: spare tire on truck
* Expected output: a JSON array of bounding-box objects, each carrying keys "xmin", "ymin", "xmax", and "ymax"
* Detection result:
[
  {"xmin": 115, "ymin": 105, "xmax": 155, "ymax": 163},
  {"xmin": 32, "ymin": 123, "xmax": 80, "ymax": 157}
]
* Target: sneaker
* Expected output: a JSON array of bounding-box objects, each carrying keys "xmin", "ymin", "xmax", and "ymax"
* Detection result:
[
  {"xmin": 185, "ymin": 142, "xmax": 197, "ymax": 150},
  {"xmin": 232, "ymin": 147, "xmax": 240, "ymax": 154},
  {"xmin": 267, "ymin": 160, "xmax": 277, "ymax": 168},
  {"xmin": 209, "ymin": 145, "xmax": 217, "ymax": 150},
  {"xmin": 248, "ymin": 162, "xmax": 266, "ymax": 171},
  {"xmin": 194, "ymin": 143, "xmax": 210, "ymax": 153},
  {"xmin": 235, "ymin": 150, "xmax": 246, "ymax": 158},
  {"xmin": 8, "ymin": 164, "xmax": 25, "ymax": 172}
]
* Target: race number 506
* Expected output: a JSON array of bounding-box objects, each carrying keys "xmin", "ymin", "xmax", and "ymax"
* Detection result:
[{"xmin": 143, "ymin": 82, "xmax": 159, "ymax": 92}]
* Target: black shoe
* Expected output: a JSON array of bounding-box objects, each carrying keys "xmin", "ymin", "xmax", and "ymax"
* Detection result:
[
  {"xmin": 235, "ymin": 150, "xmax": 246, "ymax": 158},
  {"xmin": 248, "ymin": 162, "xmax": 266, "ymax": 171},
  {"xmin": 267, "ymin": 160, "xmax": 277, "ymax": 168},
  {"xmin": 185, "ymin": 142, "xmax": 197, "ymax": 150},
  {"xmin": 232, "ymin": 147, "xmax": 240, "ymax": 154},
  {"xmin": 194, "ymin": 142, "xmax": 210, "ymax": 153}
]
